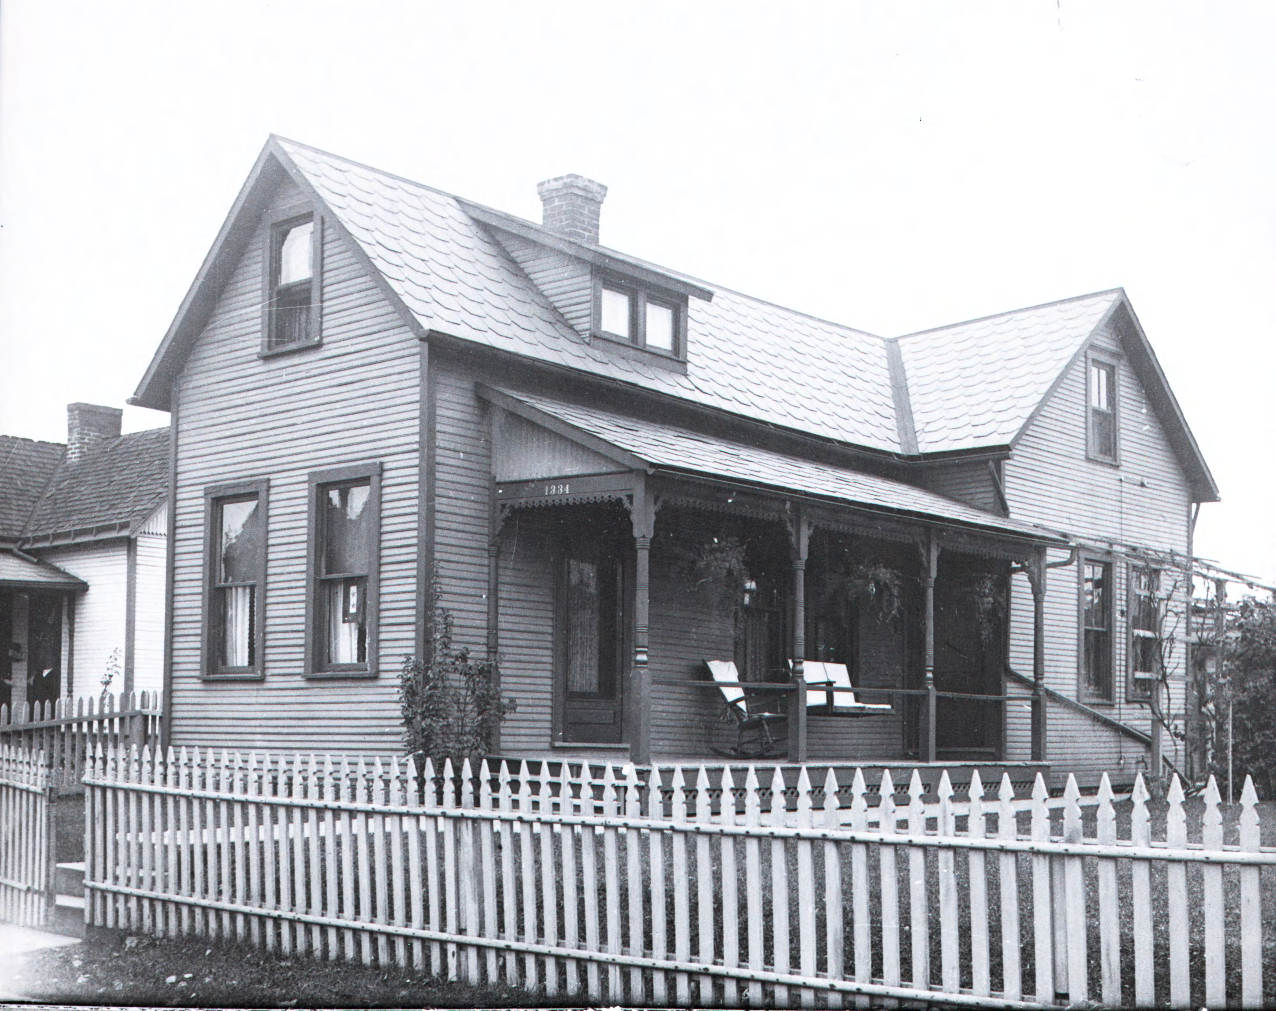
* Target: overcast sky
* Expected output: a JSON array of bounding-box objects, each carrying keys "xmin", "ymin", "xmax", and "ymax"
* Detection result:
[{"xmin": 1, "ymin": 1, "xmax": 1273, "ymax": 586}]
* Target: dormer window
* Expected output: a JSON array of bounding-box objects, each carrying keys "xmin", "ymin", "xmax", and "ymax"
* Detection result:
[
  {"xmin": 593, "ymin": 275, "xmax": 685, "ymax": 358},
  {"xmin": 1087, "ymin": 356, "xmax": 1118, "ymax": 462},
  {"xmin": 263, "ymin": 213, "xmax": 322, "ymax": 353}
]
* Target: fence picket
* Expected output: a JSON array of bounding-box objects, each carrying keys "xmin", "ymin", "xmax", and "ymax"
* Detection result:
[
  {"xmin": 937, "ymin": 771, "xmax": 958, "ymax": 993},
  {"xmin": 579, "ymin": 763, "xmax": 600, "ymax": 1001},
  {"xmin": 164, "ymin": 746, "xmax": 179, "ymax": 938},
  {"xmin": 460, "ymin": 760, "xmax": 480, "ymax": 981},
  {"xmin": 339, "ymin": 755, "xmax": 358, "ymax": 962},
  {"xmin": 602, "ymin": 766, "xmax": 622, "ymax": 1001},
  {"xmin": 1061, "ymin": 775, "xmax": 1087, "ymax": 1004},
  {"xmin": 670, "ymin": 765, "xmax": 691, "ymax": 1006},
  {"xmin": 825, "ymin": 768, "xmax": 846, "ymax": 1011},
  {"xmin": 442, "ymin": 758, "xmax": 461, "ymax": 980},
  {"xmin": 304, "ymin": 755, "xmax": 324, "ymax": 957},
  {"xmin": 996, "ymin": 775, "xmax": 1021, "ymax": 1002},
  {"xmin": 1129, "ymin": 774, "xmax": 1153, "ymax": 1006},
  {"xmin": 769, "ymin": 766, "xmax": 791, "ymax": 1007},
  {"xmin": 537, "ymin": 772, "xmax": 558, "ymax": 995},
  {"xmin": 477, "ymin": 760, "xmax": 497, "ymax": 982},
  {"xmin": 967, "ymin": 770, "xmax": 989, "ymax": 999},
  {"xmin": 1166, "ymin": 775, "xmax": 1189, "ymax": 1007},
  {"xmin": 907, "ymin": 770, "xmax": 929, "ymax": 992},
  {"xmin": 1201, "ymin": 776, "xmax": 1225, "ymax": 1007},
  {"xmin": 647, "ymin": 764, "xmax": 667, "ymax": 1005},
  {"xmin": 1095, "ymin": 774, "xmax": 1120, "ymax": 1005},
  {"xmin": 795, "ymin": 767, "xmax": 816, "ymax": 1008},
  {"xmin": 879, "ymin": 771, "xmax": 901, "ymax": 995},
  {"xmin": 557, "ymin": 763, "xmax": 578, "ymax": 994},
  {"xmin": 515, "ymin": 761, "xmax": 537, "ymax": 990},
  {"xmin": 189, "ymin": 747, "xmax": 207, "ymax": 940},
  {"xmin": 720, "ymin": 766, "xmax": 741, "ymax": 1008},
  {"xmin": 695, "ymin": 766, "xmax": 716, "ymax": 1004},
  {"xmin": 405, "ymin": 757, "xmax": 425, "ymax": 971},
  {"xmin": 1029, "ymin": 774, "xmax": 1053, "ymax": 1002},
  {"xmin": 625, "ymin": 767, "xmax": 644, "ymax": 1002},
  {"xmin": 372, "ymin": 757, "xmax": 393, "ymax": 967},
  {"xmin": 744, "ymin": 766, "xmax": 763, "ymax": 1008},
  {"xmin": 139, "ymin": 745, "xmax": 155, "ymax": 935},
  {"xmin": 1239, "ymin": 776, "xmax": 1263, "ymax": 1008}
]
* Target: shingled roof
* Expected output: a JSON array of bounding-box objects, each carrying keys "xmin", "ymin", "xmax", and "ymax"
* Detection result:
[
  {"xmin": 132, "ymin": 136, "xmax": 1217, "ymax": 499},
  {"xmin": 0, "ymin": 437, "xmax": 64, "ymax": 542},
  {"xmin": 15, "ymin": 428, "xmax": 168, "ymax": 544}
]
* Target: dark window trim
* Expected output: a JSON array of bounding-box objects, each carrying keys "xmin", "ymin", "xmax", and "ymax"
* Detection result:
[
  {"xmin": 201, "ymin": 478, "xmax": 269, "ymax": 681},
  {"xmin": 1127, "ymin": 563, "xmax": 1161, "ymax": 702},
  {"xmin": 1077, "ymin": 552, "xmax": 1115, "ymax": 705},
  {"xmin": 304, "ymin": 462, "xmax": 382, "ymax": 679},
  {"xmin": 591, "ymin": 271, "xmax": 688, "ymax": 362},
  {"xmin": 260, "ymin": 211, "xmax": 323, "ymax": 357},
  {"xmin": 1085, "ymin": 351, "xmax": 1120, "ymax": 465}
]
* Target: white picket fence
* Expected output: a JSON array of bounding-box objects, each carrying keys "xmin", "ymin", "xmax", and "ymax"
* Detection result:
[
  {"xmin": 83, "ymin": 747, "xmax": 1273, "ymax": 1008},
  {"xmin": 0, "ymin": 745, "xmax": 54, "ymax": 927}
]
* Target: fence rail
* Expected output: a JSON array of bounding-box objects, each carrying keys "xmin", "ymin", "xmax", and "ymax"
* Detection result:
[
  {"xmin": 0, "ymin": 744, "xmax": 54, "ymax": 928},
  {"xmin": 84, "ymin": 747, "xmax": 1271, "ymax": 1008},
  {"xmin": 0, "ymin": 690, "xmax": 161, "ymax": 790}
]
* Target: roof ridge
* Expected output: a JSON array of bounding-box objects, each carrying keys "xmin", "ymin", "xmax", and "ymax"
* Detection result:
[
  {"xmin": 0, "ymin": 434, "xmax": 65, "ymax": 449},
  {"xmin": 895, "ymin": 288, "xmax": 1126, "ymax": 341}
]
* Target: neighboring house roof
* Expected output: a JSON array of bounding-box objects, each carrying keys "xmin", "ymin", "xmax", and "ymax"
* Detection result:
[
  {"xmin": 22, "ymin": 428, "xmax": 169, "ymax": 544},
  {"xmin": 131, "ymin": 136, "xmax": 1218, "ymax": 500},
  {"xmin": 0, "ymin": 549, "xmax": 87, "ymax": 591},
  {"xmin": 0, "ymin": 437, "xmax": 64, "ymax": 542},
  {"xmin": 486, "ymin": 388, "xmax": 1067, "ymax": 544}
]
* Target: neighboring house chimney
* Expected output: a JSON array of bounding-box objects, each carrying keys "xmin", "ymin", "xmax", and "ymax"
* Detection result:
[
  {"xmin": 536, "ymin": 174, "xmax": 607, "ymax": 245},
  {"xmin": 66, "ymin": 402, "xmax": 122, "ymax": 463}
]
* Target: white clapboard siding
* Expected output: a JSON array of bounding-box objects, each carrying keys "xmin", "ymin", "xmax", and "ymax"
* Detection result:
[{"xmin": 77, "ymin": 752, "xmax": 1276, "ymax": 1010}]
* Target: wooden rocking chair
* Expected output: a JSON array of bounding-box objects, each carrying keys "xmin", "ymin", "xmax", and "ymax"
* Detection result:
[{"xmin": 705, "ymin": 660, "xmax": 788, "ymax": 757}]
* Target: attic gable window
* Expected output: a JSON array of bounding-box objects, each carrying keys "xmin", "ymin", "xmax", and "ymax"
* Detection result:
[
  {"xmin": 1087, "ymin": 356, "xmax": 1118, "ymax": 463},
  {"xmin": 593, "ymin": 275, "xmax": 685, "ymax": 358},
  {"xmin": 263, "ymin": 213, "xmax": 322, "ymax": 354}
]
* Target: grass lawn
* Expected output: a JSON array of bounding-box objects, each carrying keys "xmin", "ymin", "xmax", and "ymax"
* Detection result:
[{"xmin": 18, "ymin": 929, "xmax": 552, "ymax": 1008}]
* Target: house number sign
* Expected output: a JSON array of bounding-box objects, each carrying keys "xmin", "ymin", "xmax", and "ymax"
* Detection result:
[{"xmin": 543, "ymin": 482, "xmax": 571, "ymax": 496}]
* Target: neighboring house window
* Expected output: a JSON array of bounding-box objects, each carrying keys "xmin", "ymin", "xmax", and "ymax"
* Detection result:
[
  {"xmin": 264, "ymin": 213, "xmax": 322, "ymax": 352},
  {"xmin": 1128, "ymin": 566, "xmax": 1161, "ymax": 700},
  {"xmin": 593, "ymin": 275, "xmax": 685, "ymax": 357},
  {"xmin": 1080, "ymin": 557, "xmax": 1114, "ymax": 702},
  {"xmin": 306, "ymin": 464, "xmax": 380, "ymax": 677},
  {"xmin": 1087, "ymin": 357, "xmax": 1118, "ymax": 462},
  {"xmin": 204, "ymin": 480, "xmax": 268, "ymax": 678}
]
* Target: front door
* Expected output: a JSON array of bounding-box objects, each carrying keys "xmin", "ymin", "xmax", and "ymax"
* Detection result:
[
  {"xmin": 27, "ymin": 593, "xmax": 63, "ymax": 707},
  {"xmin": 557, "ymin": 518, "xmax": 630, "ymax": 744}
]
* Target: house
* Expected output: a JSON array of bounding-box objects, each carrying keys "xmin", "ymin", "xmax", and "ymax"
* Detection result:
[
  {"xmin": 130, "ymin": 137, "xmax": 1217, "ymax": 784},
  {"xmin": 0, "ymin": 404, "xmax": 168, "ymax": 711}
]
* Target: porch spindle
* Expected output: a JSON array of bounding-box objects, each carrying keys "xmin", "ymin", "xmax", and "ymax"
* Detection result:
[{"xmin": 921, "ymin": 536, "xmax": 939, "ymax": 764}]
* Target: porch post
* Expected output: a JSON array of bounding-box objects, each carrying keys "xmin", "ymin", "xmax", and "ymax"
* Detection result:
[
  {"xmin": 486, "ymin": 489, "xmax": 503, "ymax": 753},
  {"xmin": 788, "ymin": 509, "xmax": 810, "ymax": 763},
  {"xmin": 1029, "ymin": 549, "xmax": 1047, "ymax": 763},
  {"xmin": 630, "ymin": 476, "xmax": 656, "ymax": 766},
  {"xmin": 921, "ymin": 533, "xmax": 939, "ymax": 764}
]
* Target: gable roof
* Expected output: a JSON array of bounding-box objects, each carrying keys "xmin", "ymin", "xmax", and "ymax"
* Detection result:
[
  {"xmin": 22, "ymin": 428, "xmax": 169, "ymax": 544},
  {"xmin": 132, "ymin": 136, "xmax": 1217, "ymax": 500},
  {"xmin": 0, "ymin": 437, "xmax": 64, "ymax": 542},
  {"xmin": 0, "ymin": 549, "xmax": 87, "ymax": 591}
]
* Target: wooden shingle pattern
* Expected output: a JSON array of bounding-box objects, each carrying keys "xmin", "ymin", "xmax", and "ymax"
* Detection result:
[{"xmin": 0, "ymin": 437, "xmax": 64, "ymax": 540}]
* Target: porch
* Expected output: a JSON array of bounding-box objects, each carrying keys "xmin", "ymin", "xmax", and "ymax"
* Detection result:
[{"xmin": 480, "ymin": 387, "xmax": 1064, "ymax": 769}]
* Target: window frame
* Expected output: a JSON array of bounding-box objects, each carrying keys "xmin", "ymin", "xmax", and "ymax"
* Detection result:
[
  {"xmin": 304, "ymin": 462, "xmax": 382, "ymax": 679},
  {"xmin": 261, "ymin": 211, "xmax": 323, "ymax": 357},
  {"xmin": 1077, "ymin": 553, "xmax": 1116, "ymax": 704},
  {"xmin": 1127, "ymin": 564, "xmax": 1162, "ymax": 702},
  {"xmin": 1085, "ymin": 352, "xmax": 1120, "ymax": 465},
  {"xmin": 201, "ymin": 478, "xmax": 269, "ymax": 680},
  {"xmin": 591, "ymin": 272, "xmax": 687, "ymax": 360}
]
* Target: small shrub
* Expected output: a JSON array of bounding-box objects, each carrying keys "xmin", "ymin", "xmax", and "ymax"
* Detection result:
[{"xmin": 399, "ymin": 592, "xmax": 516, "ymax": 773}]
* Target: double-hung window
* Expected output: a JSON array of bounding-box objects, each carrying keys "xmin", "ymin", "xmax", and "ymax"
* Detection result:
[
  {"xmin": 264, "ymin": 213, "xmax": 322, "ymax": 352},
  {"xmin": 204, "ymin": 480, "xmax": 268, "ymax": 678},
  {"xmin": 1080, "ymin": 557, "xmax": 1114, "ymax": 702},
  {"xmin": 306, "ymin": 464, "xmax": 380, "ymax": 677},
  {"xmin": 1087, "ymin": 357, "xmax": 1118, "ymax": 462},
  {"xmin": 1129, "ymin": 565, "xmax": 1161, "ymax": 699}
]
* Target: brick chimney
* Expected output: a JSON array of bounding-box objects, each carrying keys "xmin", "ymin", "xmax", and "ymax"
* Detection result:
[
  {"xmin": 536, "ymin": 174, "xmax": 607, "ymax": 245},
  {"xmin": 66, "ymin": 403, "xmax": 122, "ymax": 463}
]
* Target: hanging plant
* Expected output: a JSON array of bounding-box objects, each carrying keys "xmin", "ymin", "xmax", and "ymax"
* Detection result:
[
  {"xmin": 959, "ymin": 571, "xmax": 1008, "ymax": 646},
  {"xmin": 816, "ymin": 555, "xmax": 907, "ymax": 625},
  {"xmin": 691, "ymin": 535, "xmax": 752, "ymax": 618}
]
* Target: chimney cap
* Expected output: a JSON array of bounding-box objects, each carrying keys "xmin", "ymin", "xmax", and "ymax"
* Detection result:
[{"xmin": 536, "ymin": 174, "xmax": 607, "ymax": 203}]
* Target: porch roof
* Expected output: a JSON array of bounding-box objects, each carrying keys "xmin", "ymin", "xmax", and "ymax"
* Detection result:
[
  {"xmin": 486, "ymin": 388, "xmax": 1068, "ymax": 544},
  {"xmin": 0, "ymin": 550, "xmax": 86, "ymax": 591}
]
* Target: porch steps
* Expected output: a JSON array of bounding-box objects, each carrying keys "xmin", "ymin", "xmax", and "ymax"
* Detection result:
[{"xmin": 49, "ymin": 862, "xmax": 85, "ymax": 938}]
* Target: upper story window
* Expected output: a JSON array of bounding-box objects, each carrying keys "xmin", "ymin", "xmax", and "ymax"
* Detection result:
[
  {"xmin": 1087, "ymin": 357, "xmax": 1118, "ymax": 462},
  {"xmin": 594, "ymin": 275, "xmax": 685, "ymax": 358},
  {"xmin": 264, "ymin": 213, "xmax": 322, "ymax": 353},
  {"xmin": 1080, "ymin": 557, "xmax": 1114, "ymax": 703},
  {"xmin": 204, "ymin": 480, "xmax": 268, "ymax": 678},
  {"xmin": 306, "ymin": 463, "xmax": 380, "ymax": 677},
  {"xmin": 1128, "ymin": 565, "xmax": 1161, "ymax": 700}
]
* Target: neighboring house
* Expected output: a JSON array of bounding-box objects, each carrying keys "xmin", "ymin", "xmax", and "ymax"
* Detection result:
[
  {"xmin": 0, "ymin": 404, "xmax": 168, "ymax": 710},
  {"xmin": 131, "ymin": 137, "xmax": 1217, "ymax": 784}
]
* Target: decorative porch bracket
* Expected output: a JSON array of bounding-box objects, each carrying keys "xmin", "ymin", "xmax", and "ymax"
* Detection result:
[
  {"xmin": 629, "ymin": 473, "xmax": 658, "ymax": 766},
  {"xmin": 1025, "ymin": 548, "xmax": 1048, "ymax": 763},
  {"xmin": 784, "ymin": 506, "xmax": 811, "ymax": 763}
]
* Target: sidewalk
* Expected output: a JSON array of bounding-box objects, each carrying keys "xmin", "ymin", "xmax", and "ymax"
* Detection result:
[{"xmin": 0, "ymin": 924, "xmax": 81, "ymax": 1001}]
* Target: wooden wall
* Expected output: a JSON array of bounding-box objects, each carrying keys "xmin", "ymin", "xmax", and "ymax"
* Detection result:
[
  {"xmin": 1002, "ymin": 319, "xmax": 1192, "ymax": 779},
  {"xmin": 167, "ymin": 175, "xmax": 421, "ymax": 754},
  {"xmin": 40, "ymin": 542, "xmax": 128, "ymax": 698},
  {"xmin": 133, "ymin": 509, "xmax": 168, "ymax": 695}
]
